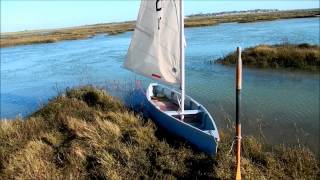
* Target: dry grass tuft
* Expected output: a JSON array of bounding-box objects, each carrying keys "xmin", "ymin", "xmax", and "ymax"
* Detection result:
[
  {"xmin": 2, "ymin": 141, "xmax": 60, "ymax": 179},
  {"xmin": 0, "ymin": 86, "xmax": 319, "ymax": 179}
]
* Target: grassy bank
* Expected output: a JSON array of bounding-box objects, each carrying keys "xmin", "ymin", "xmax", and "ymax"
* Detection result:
[
  {"xmin": 0, "ymin": 87, "xmax": 318, "ymax": 179},
  {"xmin": 1, "ymin": 8, "xmax": 319, "ymax": 48},
  {"xmin": 215, "ymin": 43, "xmax": 320, "ymax": 71}
]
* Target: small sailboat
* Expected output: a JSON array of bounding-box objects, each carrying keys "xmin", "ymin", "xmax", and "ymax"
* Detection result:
[{"xmin": 124, "ymin": 0, "xmax": 219, "ymax": 154}]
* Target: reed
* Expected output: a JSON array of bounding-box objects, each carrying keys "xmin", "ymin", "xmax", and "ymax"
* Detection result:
[
  {"xmin": 215, "ymin": 43, "xmax": 320, "ymax": 71},
  {"xmin": 0, "ymin": 86, "xmax": 318, "ymax": 179}
]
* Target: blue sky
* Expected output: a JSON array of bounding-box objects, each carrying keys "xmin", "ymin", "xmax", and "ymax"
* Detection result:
[{"xmin": 1, "ymin": 0, "xmax": 319, "ymax": 32}]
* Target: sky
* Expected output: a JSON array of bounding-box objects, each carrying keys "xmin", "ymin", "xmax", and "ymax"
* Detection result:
[{"xmin": 1, "ymin": 0, "xmax": 319, "ymax": 33}]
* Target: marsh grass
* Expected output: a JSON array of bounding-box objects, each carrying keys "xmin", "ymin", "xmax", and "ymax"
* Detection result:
[
  {"xmin": 0, "ymin": 22, "xmax": 135, "ymax": 48},
  {"xmin": 0, "ymin": 86, "xmax": 319, "ymax": 179},
  {"xmin": 215, "ymin": 43, "xmax": 320, "ymax": 71},
  {"xmin": 1, "ymin": 9, "xmax": 318, "ymax": 48}
]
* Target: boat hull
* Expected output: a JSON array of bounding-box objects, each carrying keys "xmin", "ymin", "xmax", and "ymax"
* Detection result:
[
  {"xmin": 147, "ymin": 99, "xmax": 218, "ymax": 154},
  {"xmin": 126, "ymin": 83, "xmax": 219, "ymax": 155}
]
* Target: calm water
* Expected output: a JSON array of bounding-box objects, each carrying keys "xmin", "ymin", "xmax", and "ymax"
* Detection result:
[{"xmin": 1, "ymin": 18, "xmax": 319, "ymax": 151}]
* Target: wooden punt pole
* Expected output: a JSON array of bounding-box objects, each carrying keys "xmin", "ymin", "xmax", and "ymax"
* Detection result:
[{"xmin": 235, "ymin": 47, "xmax": 242, "ymax": 180}]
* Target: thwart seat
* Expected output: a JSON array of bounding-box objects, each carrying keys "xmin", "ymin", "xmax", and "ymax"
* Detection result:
[{"xmin": 164, "ymin": 110, "xmax": 202, "ymax": 116}]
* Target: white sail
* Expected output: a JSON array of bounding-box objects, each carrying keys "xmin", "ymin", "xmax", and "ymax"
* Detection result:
[{"xmin": 124, "ymin": 0, "xmax": 182, "ymax": 84}]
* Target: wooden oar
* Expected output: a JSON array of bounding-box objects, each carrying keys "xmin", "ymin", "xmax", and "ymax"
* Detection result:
[{"xmin": 235, "ymin": 47, "xmax": 242, "ymax": 180}]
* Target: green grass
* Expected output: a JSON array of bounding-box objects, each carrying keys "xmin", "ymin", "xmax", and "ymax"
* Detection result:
[
  {"xmin": 0, "ymin": 87, "xmax": 319, "ymax": 179},
  {"xmin": 215, "ymin": 43, "xmax": 320, "ymax": 71}
]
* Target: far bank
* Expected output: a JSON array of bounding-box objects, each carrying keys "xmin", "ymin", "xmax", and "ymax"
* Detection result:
[{"xmin": 0, "ymin": 8, "xmax": 319, "ymax": 48}]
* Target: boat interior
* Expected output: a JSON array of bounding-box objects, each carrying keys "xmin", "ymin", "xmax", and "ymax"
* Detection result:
[{"xmin": 147, "ymin": 84, "xmax": 216, "ymax": 131}]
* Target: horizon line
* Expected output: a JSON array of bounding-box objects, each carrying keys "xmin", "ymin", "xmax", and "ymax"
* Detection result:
[{"xmin": 1, "ymin": 8, "xmax": 319, "ymax": 34}]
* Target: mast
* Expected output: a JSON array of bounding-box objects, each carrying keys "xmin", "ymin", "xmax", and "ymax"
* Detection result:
[
  {"xmin": 180, "ymin": 0, "xmax": 185, "ymax": 119},
  {"xmin": 179, "ymin": 0, "xmax": 185, "ymax": 119}
]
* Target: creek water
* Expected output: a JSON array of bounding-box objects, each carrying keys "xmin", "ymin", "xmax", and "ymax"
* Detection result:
[{"xmin": 1, "ymin": 17, "xmax": 319, "ymax": 152}]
